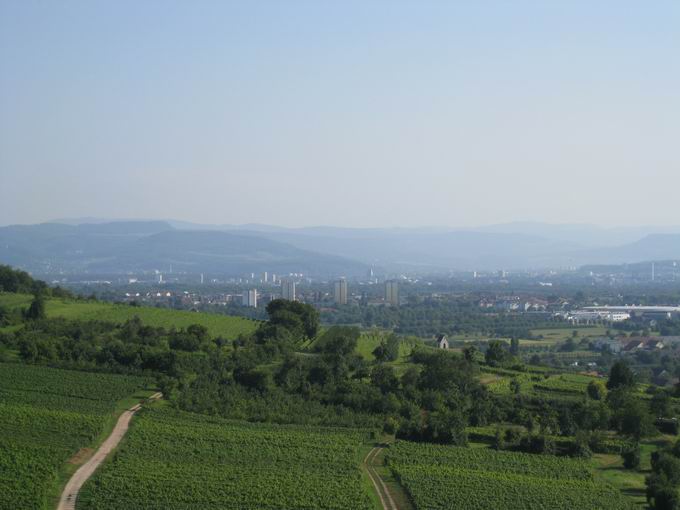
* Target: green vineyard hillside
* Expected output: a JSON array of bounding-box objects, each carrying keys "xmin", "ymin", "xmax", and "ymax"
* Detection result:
[
  {"xmin": 386, "ymin": 441, "xmax": 635, "ymax": 510},
  {"xmin": 78, "ymin": 407, "xmax": 377, "ymax": 510},
  {"xmin": 0, "ymin": 363, "xmax": 151, "ymax": 510}
]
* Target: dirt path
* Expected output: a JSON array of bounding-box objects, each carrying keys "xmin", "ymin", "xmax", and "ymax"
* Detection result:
[
  {"xmin": 56, "ymin": 392, "xmax": 162, "ymax": 510},
  {"xmin": 364, "ymin": 447, "xmax": 399, "ymax": 510}
]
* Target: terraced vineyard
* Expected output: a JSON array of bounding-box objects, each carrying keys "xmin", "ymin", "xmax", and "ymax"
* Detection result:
[
  {"xmin": 386, "ymin": 441, "xmax": 635, "ymax": 510},
  {"xmin": 78, "ymin": 407, "xmax": 376, "ymax": 510},
  {"xmin": 481, "ymin": 367, "xmax": 601, "ymax": 398},
  {"xmin": 0, "ymin": 293, "xmax": 259, "ymax": 339},
  {"xmin": 0, "ymin": 363, "xmax": 150, "ymax": 510}
]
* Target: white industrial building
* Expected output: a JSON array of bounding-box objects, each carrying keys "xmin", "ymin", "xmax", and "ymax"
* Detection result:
[
  {"xmin": 582, "ymin": 305, "xmax": 680, "ymax": 320},
  {"xmin": 568, "ymin": 310, "xmax": 630, "ymax": 323}
]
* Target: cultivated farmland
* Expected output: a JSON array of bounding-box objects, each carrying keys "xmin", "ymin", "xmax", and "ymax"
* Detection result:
[
  {"xmin": 78, "ymin": 407, "xmax": 377, "ymax": 510},
  {"xmin": 386, "ymin": 441, "xmax": 635, "ymax": 510},
  {"xmin": 0, "ymin": 363, "xmax": 151, "ymax": 510}
]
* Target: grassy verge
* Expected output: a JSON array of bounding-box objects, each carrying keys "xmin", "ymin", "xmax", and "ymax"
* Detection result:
[
  {"xmin": 373, "ymin": 447, "xmax": 414, "ymax": 510},
  {"xmin": 359, "ymin": 444, "xmax": 386, "ymax": 510}
]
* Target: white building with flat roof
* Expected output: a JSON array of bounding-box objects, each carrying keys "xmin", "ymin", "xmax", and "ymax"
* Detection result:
[
  {"xmin": 568, "ymin": 310, "xmax": 630, "ymax": 323},
  {"xmin": 385, "ymin": 280, "xmax": 399, "ymax": 306},
  {"xmin": 583, "ymin": 305, "xmax": 680, "ymax": 319},
  {"xmin": 334, "ymin": 278, "xmax": 348, "ymax": 305},
  {"xmin": 281, "ymin": 279, "xmax": 296, "ymax": 301},
  {"xmin": 242, "ymin": 289, "xmax": 257, "ymax": 307}
]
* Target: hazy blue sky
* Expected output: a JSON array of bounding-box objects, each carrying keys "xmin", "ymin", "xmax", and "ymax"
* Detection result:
[{"xmin": 1, "ymin": 1, "xmax": 678, "ymax": 228}]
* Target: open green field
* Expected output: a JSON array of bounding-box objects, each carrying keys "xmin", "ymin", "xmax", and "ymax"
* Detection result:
[
  {"xmin": 0, "ymin": 363, "xmax": 152, "ymax": 510},
  {"xmin": 442, "ymin": 326, "xmax": 610, "ymax": 352},
  {"xmin": 0, "ymin": 293, "xmax": 259, "ymax": 339},
  {"xmin": 79, "ymin": 407, "xmax": 378, "ymax": 510},
  {"xmin": 0, "ymin": 292, "xmax": 34, "ymax": 309},
  {"xmin": 386, "ymin": 441, "xmax": 635, "ymax": 509},
  {"xmin": 356, "ymin": 331, "xmax": 420, "ymax": 376},
  {"xmin": 591, "ymin": 438, "xmax": 673, "ymax": 508},
  {"xmin": 531, "ymin": 326, "xmax": 609, "ymax": 342},
  {"xmin": 356, "ymin": 331, "xmax": 414, "ymax": 361}
]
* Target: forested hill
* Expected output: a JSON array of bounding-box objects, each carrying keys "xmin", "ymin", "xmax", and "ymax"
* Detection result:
[{"xmin": 0, "ymin": 264, "xmax": 55, "ymax": 295}]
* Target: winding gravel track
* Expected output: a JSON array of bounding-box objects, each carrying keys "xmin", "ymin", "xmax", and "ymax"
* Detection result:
[
  {"xmin": 364, "ymin": 446, "xmax": 399, "ymax": 510},
  {"xmin": 57, "ymin": 392, "xmax": 162, "ymax": 510}
]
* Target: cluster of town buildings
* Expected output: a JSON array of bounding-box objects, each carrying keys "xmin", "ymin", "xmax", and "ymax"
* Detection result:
[
  {"xmin": 123, "ymin": 277, "xmax": 402, "ymax": 310},
  {"xmin": 478, "ymin": 296, "xmax": 550, "ymax": 312},
  {"xmin": 593, "ymin": 336, "xmax": 680, "ymax": 354},
  {"xmin": 236, "ymin": 278, "xmax": 401, "ymax": 308}
]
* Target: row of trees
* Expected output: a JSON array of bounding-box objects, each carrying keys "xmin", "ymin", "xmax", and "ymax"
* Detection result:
[{"xmin": 321, "ymin": 300, "xmax": 554, "ymax": 338}]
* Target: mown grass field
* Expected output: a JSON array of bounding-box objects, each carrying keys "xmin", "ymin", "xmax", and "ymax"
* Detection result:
[
  {"xmin": 356, "ymin": 331, "xmax": 421, "ymax": 376},
  {"xmin": 0, "ymin": 363, "xmax": 152, "ymax": 510},
  {"xmin": 530, "ymin": 326, "xmax": 610, "ymax": 343},
  {"xmin": 443, "ymin": 326, "xmax": 611, "ymax": 352},
  {"xmin": 0, "ymin": 293, "xmax": 259, "ymax": 339},
  {"xmin": 79, "ymin": 407, "xmax": 379, "ymax": 510}
]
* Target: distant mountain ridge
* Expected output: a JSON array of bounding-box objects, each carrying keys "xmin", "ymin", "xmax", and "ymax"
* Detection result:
[
  {"xmin": 0, "ymin": 222, "xmax": 368, "ymax": 276},
  {"xmin": 581, "ymin": 234, "xmax": 680, "ymax": 265},
  {"xmin": 3, "ymin": 220, "xmax": 679, "ymax": 274}
]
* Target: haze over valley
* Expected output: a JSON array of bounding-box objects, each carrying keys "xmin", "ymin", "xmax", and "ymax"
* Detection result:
[
  {"xmin": 2, "ymin": 2, "xmax": 680, "ymax": 510},
  {"xmin": 3, "ymin": 219, "xmax": 680, "ymax": 277}
]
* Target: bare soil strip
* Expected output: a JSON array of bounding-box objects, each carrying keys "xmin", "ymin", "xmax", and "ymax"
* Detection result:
[{"xmin": 56, "ymin": 392, "xmax": 162, "ymax": 510}]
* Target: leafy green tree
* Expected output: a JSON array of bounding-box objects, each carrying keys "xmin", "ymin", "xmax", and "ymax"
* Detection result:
[
  {"xmin": 371, "ymin": 365, "xmax": 399, "ymax": 394},
  {"xmin": 492, "ymin": 428, "xmax": 505, "ymax": 450},
  {"xmin": 570, "ymin": 430, "xmax": 593, "ymax": 459},
  {"xmin": 652, "ymin": 486, "xmax": 680, "ymax": 510},
  {"xmin": 622, "ymin": 443, "xmax": 641, "ymax": 469},
  {"xmin": 607, "ymin": 360, "xmax": 636, "ymax": 390},
  {"xmin": 510, "ymin": 337, "xmax": 519, "ymax": 355},
  {"xmin": 432, "ymin": 409, "xmax": 468, "ymax": 445},
  {"xmin": 485, "ymin": 340, "xmax": 508, "ymax": 367},
  {"xmin": 587, "ymin": 380, "xmax": 607, "ymax": 401},
  {"xmin": 617, "ymin": 399, "xmax": 657, "ymax": 440},
  {"xmin": 372, "ymin": 334, "xmax": 400, "ymax": 363},
  {"xmin": 24, "ymin": 294, "xmax": 46, "ymax": 321},
  {"xmin": 463, "ymin": 345, "xmax": 478, "ymax": 363},
  {"xmin": 0, "ymin": 264, "xmax": 47, "ymax": 294},
  {"xmin": 561, "ymin": 338, "xmax": 577, "ymax": 352},
  {"xmin": 315, "ymin": 326, "xmax": 360, "ymax": 356},
  {"xmin": 419, "ymin": 352, "xmax": 478, "ymax": 393},
  {"xmin": 266, "ymin": 299, "xmax": 319, "ymax": 339},
  {"xmin": 651, "ymin": 391, "xmax": 672, "ymax": 418},
  {"xmin": 519, "ymin": 434, "xmax": 556, "ymax": 455}
]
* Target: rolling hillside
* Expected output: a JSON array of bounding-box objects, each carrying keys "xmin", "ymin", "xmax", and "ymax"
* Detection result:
[
  {"xmin": 0, "ymin": 293, "xmax": 258, "ymax": 339},
  {"xmin": 0, "ymin": 222, "xmax": 368, "ymax": 277}
]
